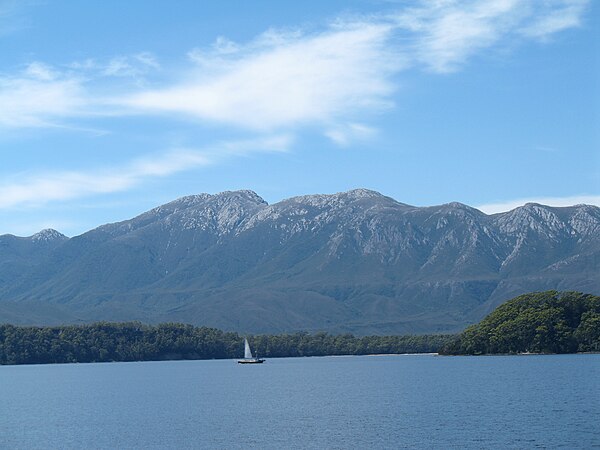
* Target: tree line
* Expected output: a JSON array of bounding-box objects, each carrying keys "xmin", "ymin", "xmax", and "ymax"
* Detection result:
[
  {"xmin": 4, "ymin": 291, "xmax": 595, "ymax": 364},
  {"xmin": 441, "ymin": 291, "xmax": 600, "ymax": 355},
  {"xmin": 0, "ymin": 322, "xmax": 454, "ymax": 365}
]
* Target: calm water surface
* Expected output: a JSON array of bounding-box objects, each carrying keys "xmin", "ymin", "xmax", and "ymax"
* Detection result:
[{"xmin": 0, "ymin": 354, "xmax": 598, "ymax": 449}]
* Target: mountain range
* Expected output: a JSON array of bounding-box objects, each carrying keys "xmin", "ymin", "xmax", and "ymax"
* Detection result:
[{"xmin": 1, "ymin": 189, "xmax": 598, "ymax": 334}]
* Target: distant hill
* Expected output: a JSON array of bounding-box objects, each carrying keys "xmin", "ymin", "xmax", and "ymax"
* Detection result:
[
  {"xmin": 440, "ymin": 291, "xmax": 600, "ymax": 354},
  {"xmin": 1, "ymin": 189, "xmax": 599, "ymax": 334}
]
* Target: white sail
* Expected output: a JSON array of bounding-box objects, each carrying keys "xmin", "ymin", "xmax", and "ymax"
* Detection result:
[{"xmin": 244, "ymin": 338, "xmax": 253, "ymax": 359}]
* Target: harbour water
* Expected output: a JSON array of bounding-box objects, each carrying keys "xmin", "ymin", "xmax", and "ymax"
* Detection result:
[{"xmin": 1, "ymin": 354, "xmax": 598, "ymax": 449}]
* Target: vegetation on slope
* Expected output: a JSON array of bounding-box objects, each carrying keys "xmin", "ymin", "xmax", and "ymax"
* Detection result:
[
  {"xmin": 441, "ymin": 291, "xmax": 600, "ymax": 355},
  {"xmin": 0, "ymin": 322, "xmax": 453, "ymax": 365},
  {"xmin": 3, "ymin": 291, "xmax": 596, "ymax": 364}
]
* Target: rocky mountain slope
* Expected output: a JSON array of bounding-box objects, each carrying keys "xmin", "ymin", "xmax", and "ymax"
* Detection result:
[{"xmin": 1, "ymin": 189, "xmax": 598, "ymax": 334}]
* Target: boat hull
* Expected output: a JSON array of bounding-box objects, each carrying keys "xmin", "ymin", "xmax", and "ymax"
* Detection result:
[{"xmin": 237, "ymin": 359, "xmax": 265, "ymax": 364}]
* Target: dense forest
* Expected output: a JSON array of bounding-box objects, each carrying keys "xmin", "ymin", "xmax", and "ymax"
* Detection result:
[
  {"xmin": 3, "ymin": 291, "xmax": 597, "ymax": 364},
  {"xmin": 441, "ymin": 291, "xmax": 600, "ymax": 355},
  {"xmin": 0, "ymin": 322, "xmax": 454, "ymax": 365}
]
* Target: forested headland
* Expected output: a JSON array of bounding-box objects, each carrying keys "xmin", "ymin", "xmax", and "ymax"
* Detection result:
[
  {"xmin": 2, "ymin": 291, "xmax": 598, "ymax": 364},
  {"xmin": 441, "ymin": 291, "xmax": 600, "ymax": 355},
  {"xmin": 0, "ymin": 322, "xmax": 453, "ymax": 365}
]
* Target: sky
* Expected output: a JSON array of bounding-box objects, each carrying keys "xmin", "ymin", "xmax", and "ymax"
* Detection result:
[{"xmin": 0, "ymin": 0, "xmax": 598, "ymax": 237}]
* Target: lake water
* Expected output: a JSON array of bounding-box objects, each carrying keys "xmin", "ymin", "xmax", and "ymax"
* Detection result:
[{"xmin": 0, "ymin": 354, "xmax": 598, "ymax": 449}]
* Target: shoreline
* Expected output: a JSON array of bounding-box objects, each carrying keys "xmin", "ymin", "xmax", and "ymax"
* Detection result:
[{"xmin": 3, "ymin": 351, "xmax": 600, "ymax": 367}]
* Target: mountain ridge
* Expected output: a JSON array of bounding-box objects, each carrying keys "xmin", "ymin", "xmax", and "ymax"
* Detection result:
[{"xmin": 1, "ymin": 189, "xmax": 598, "ymax": 335}]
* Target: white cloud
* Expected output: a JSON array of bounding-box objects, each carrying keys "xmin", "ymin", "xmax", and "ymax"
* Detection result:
[
  {"xmin": 477, "ymin": 194, "xmax": 600, "ymax": 214},
  {"xmin": 103, "ymin": 52, "xmax": 160, "ymax": 78},
  {"xmin": 103, "ymin": 57, "xmax": 135, "ymax": 77},
  {"xmin": 0, "ymin": 66, "xmax": 85, "ymax": 128},
  {"xmin": 24, "ymin": 61, "xmax": 57, "ymax": 81},
  {"xmin": 325, "ymin": 122, "xmax": 378, "ymax": 146},
  {"xmin": 520, "ymin": 0, "xmax": 589, "ymax": 39},
  {"xmin": 0, "ymin": 135, "xmax": 291, "ymax": 209},
  {"xmin": 0, "ymin": 52, "xmax": 163, "ymax": 128},
  {"xmin": 125, "ymin": 22, "xmax": 399, "ymax": 131},
  {"xmin": 134, "ymin": 52, "xmax": 160, "ymax": 69},
  {"xmin": 0, "ymin": 1, "xmax": 589, "ymax": 138},
  {"xmin": 212, "ymin": 36, "xmax": 241, "ymax": 55},
  {"xmin": 121, "ymin": 0, "xmax": 589, "ymax": 130},
  {"xmin": 396, "ymin": 0, "xmax": 526, "ymax": 73},
  {"xmin": 393, "ymin": 0, "xmax": 589, "ymax": 73}
]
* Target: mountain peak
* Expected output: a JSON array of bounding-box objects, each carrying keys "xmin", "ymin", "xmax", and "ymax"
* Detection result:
[
  {"xmin": 439, "ymin": 201, "xmax": 484, "ymax": 213},
  {"xmin": 285, "ymin": 188, "xmax": 395, "ymax": 207},
  {"xmin": 168, "ymin": 190, "xmax": 267, "ymax": 207},
  {"xmin": 344, "ymin": 188, "xmax": 384, "ymax": 199},
  {"xmin": 444, "ymin": 201, "xmax": 470, "ymax": 209},
  {"xmin": 31, "ymin": 229, "xmax": 67, "ymax": 242},
  {"xmin": 213, "ymin": 189, "xmax": 267, "ymax": 204},
  {"xmin": 522, "ymin": 202, "xmax": 549, "ymax": 212}
]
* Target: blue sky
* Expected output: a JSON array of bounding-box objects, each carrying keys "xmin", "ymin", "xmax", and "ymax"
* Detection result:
[{"xmin": 1, "ymin": 0, "xmax": 598, "ymax": 236}]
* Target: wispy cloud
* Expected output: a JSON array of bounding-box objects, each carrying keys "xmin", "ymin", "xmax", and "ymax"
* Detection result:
[
  {"xmin": 394, "ymin": 0, "xmax": 526, "ymax": 73},
  {"xmin": 477, "ymin": 194, "xmax": 600, "ymax": 214},
  {"xmin": 519, "ymin": 0, "xmax": 589, "ymax": 39},
  {"xmin": 0, "ymin": 52, "xmax": 164, "ymax": 129},
  {"xmin": 0, "ymin": 135, "xmax": 291, "ymax": 209},
  {"xmin": 101, "ymin": 52, "xmax": 161, "ymax": 79},
  {"xmin": 325, "ymin": 122, "xmax": 378, "ymax": 146},
  {"xmin": 393, "ymin": 0, "xmax": 589, "ymax": 73},
  {"xmin": 0, "ymin": 1, "xmax": 589, "ymax": 138},
  {"xmin": 118, "ymin": 0, "xmax": 589, "ymax": 137},
  {"xmin": 124, "ymin": 22, "xmax": 399, "ymax": 131},
  {"xmin": 0, "ymin": 62, "xmax": 86, "ymax": 128}
]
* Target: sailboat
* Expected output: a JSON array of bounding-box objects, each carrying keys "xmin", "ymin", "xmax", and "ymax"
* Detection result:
[{"xmin": 238, "ymin": 338, "xmax": 265, "ymax": 364}]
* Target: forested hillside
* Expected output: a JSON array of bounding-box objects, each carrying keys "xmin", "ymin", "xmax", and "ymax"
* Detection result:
[
  {"xmin": 0, "ymin": 322, "xmax": 453, "ymax": 365},
  {"xmin": 441, "ymin": 291, "xmax": 600, "ymax": 355}
]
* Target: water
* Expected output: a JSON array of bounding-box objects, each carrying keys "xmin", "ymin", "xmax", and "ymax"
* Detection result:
[{"xmin": 0, "ymin": 354, "xmax": 598, "ymax": 449}]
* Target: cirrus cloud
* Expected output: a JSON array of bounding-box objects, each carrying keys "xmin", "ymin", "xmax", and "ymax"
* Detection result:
[
  {"xmin": 0, "ymin": 63, "xmax": 85, "ymax": 128},
  {"xmin": 123, "ymin": 22, "xmax": 399, "ymax": 131},
  {"xmin": 0, "ymin": 1, "xmax": 590, "ymax": 138},
  {"xmin": 0, "ymin": 134, "xmax": 291, "ymax": 209}
]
